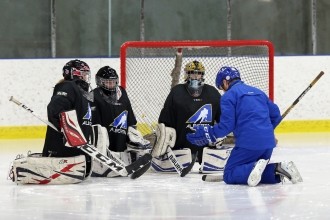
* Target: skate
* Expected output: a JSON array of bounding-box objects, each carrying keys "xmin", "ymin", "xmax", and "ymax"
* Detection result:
[{"xmin": 275, "ymin": 161, "xmax": 303, "ymax": 184}]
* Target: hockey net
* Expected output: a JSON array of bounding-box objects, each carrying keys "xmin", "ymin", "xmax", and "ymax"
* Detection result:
[{"xmin": 120, "ymin": 40, "xmax": 274, "ymax": 135}]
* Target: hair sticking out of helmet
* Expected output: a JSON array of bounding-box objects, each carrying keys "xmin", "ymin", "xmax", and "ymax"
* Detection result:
[
  {"xmin": 215, "ymin": 66, "xmax": 241, "ymax": 90},
  {"xmin": 95, "ymin": 66, "xmax": 119, "ymax": 92},
  {"xmin": 184, "ymin": 60, "xmax": 205, "ymax": 97},
  {"xmin": 62, "ymin": 59, "xmax": 91, "ymax": 84}
]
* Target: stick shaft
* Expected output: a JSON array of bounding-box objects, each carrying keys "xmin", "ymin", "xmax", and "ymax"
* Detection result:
[
  {"xmin": 281, "ymin": 71, "xmax": 324, "ymax": 119},
  {"xmin": 9, "ymin": 96, "xmax": 58, "ymax": 131}
]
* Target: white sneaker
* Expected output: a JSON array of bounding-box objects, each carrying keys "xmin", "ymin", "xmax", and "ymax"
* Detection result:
[
  {"xmin": 275, "ymin": 161, "xmax": 303, "ymax": 184},
  {"xmin": 248, "ymin": 159, "xmax": 269, "ymax": 187}
]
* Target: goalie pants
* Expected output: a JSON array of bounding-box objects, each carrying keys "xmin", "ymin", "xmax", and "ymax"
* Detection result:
[{"xmin": 223, "ymin": 147, "xmax": 281, "ymax": 185}]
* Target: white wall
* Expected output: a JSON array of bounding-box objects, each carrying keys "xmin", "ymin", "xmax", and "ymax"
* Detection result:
[{"xmin": 0, "ymin": 56, "xmax": 329, "ymax": 126}]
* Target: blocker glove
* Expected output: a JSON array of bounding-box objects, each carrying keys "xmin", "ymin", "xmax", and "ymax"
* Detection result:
[{"xmin": 186, "ymin": 125, "xmax": 217, "ymax": 147}]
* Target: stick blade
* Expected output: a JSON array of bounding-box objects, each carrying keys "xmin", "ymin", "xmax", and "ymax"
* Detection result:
[
  {"xmin": 180, "ymin": 153, "xmax": 198, "ymax": 177},
  {"xmin": 128, "ymin": 153, "xmax": 152, "ymax": 179},
  {"xmin": 202, "ymin": 174, "xmax": 224, "ymax": 182}
]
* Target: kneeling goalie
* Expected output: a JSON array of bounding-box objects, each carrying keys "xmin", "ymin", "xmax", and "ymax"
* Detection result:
[{"xmin": 151, "ymin": 60, "xmax": 231, "ymax": 176}]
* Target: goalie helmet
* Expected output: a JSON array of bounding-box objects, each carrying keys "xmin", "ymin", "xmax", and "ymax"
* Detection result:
[
  {"xmin": 62, "ymin": 59, "xmax": 91, "ymax": 83},
  {"xmin": 215, "ymin": 66, "xmax": 241, "ymax": 90},
  {"xmin": 184, "ymin": 60, "xmax": 205, "ymax": 97},
  {"xmin": 95, "ymin": 66, "xmax": 118, "ymax": 92}
]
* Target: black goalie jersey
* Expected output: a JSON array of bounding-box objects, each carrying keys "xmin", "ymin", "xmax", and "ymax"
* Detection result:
[
  {"xmin": 158, "ymin": 84, "xmax": 221, "ymax": 155},
  {"xmin": 92, "ymin": 86, "xmax": 137, "ymax": 152},
  {"xmin": 43, "ymin": 80, "xmax": 93, "ymax": 157}
]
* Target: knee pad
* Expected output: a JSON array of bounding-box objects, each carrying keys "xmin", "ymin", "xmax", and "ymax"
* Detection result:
[
  {"xmin": 151, "ymin": 148, "xmax": 191, "ymax": 172},
  {"xmin": 200, "ymin": 146, "xmax": 232, "ymax": 174}
]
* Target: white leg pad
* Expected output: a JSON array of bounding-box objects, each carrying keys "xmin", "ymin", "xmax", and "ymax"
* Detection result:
[
  {"xmin": 91, "ymin": 160, "xmax": 120, "ymax": 177},
  {"xmin": 92, "ymin": 124, "xmax": 109, "ymax": 154},
  {"xmin": 91, "ymin": 150, "xmax": 131, "ymax": 178},
  {"xmin": 200, "ymin": 146, "xmax": 233, "ymax": 174},
  {"xmin": 127, "ymin": 146, "xmax": 152, "ymax": 163},
  {"xmin": 11, "ymin": 153, "xmax": 87, "ymax": 184},
  {"xmin": 91, "ymin": 125, "xmax": 110, "ymax": 176},
  {"xmin": 152, "ymin": 123, "xmax": 176, "ymax": 158},
  {"xmin": 151, "ymin": 148, "xmax": 191, "ymax": 172}
]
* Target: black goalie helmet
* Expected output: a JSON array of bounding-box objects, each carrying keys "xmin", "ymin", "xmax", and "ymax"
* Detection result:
[
  {"xmin": 62, "ymin": 59, "xmax": 91, "ymax": 84},
  {"xmin": 95, "ymin": 66, "xmax": 118, "ymax": 92}
]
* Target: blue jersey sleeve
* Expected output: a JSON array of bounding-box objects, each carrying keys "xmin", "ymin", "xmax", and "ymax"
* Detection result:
[{"xmin": 268, "ymin": 99, "xmax": 282, "ymax": 128}]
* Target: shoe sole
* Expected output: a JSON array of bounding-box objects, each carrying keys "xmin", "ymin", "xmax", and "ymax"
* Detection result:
[{"xmin": 248, "ymin": 159, "xmax": 269, "ymax": 187}]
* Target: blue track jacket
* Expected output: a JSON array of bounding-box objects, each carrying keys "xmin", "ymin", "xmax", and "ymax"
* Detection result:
[{"xmin": 213, "ymin": 80, "xmax": 282, "ymax": 150}]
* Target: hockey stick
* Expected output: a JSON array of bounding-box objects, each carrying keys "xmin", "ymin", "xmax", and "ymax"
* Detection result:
[
  {"xmin": 146, "ymin": 122, "xmax": 197, "ymax": 177},
  {"xmin": 9, "ymin": 96, "xmax": 151, "ymax": 179},
  {"xmin": 281, "ymin": 71, "xmax": 324, "ymax": 119},
  {"xmin": 202, "ymin": 71, "xmax": 325, "ymax": 182},
  {"xmin": 9, "ymin": 96, "xmax": 58, "ymax": 131}
]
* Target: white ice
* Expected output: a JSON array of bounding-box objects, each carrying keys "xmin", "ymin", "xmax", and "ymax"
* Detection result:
[{"xmin": 1, "ymin": 133, "xmax": 330, "ymax": 220}]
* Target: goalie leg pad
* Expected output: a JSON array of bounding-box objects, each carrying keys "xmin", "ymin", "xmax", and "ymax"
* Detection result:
[
  {"xmin": 199, "ymin": 146, "xmax": 233, "ymax": 174},
  {"xmin": 151, "ymin": 148, "xmax": 191, "ymax": 173},
  {"xmin": 92, "ymin": 124, "xmax": 109, "ymax": 154},
  {"xmin": 91, "ymin": 150, "xmax": 131, "ymax": 178},
  {"xmin": 11, "ymin": 153, "xmax": 87, "ymax": 184},
  {"xmin": 127, "ymin": 148, "xmax": 151, "ymax": 163},
  {"xmin": 152, "ymin": 123, "xmax": 176, "ymax": 157},
  {"xmin": 91, "ymin": 160, "xmax": 120, "ymax": 178},
  {"xmin": 127, "ymin": 126, "xmax": 152, "ymax": 150},
  {"xmin": 91, "ymin": 124, "xmax": 111, "ymax": 176}
]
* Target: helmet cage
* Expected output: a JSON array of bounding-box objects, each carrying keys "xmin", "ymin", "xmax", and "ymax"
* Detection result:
[
  {"xmin": 72, "ymin": 68, "xmax": 91, "ymax": 84},
  {"xmin": 184, "ymin": 60, "xmax": 205, "ymax": 96},
  {"xmin": 96, "ymin": 76, "xmax": 118, "ymax": 92}
]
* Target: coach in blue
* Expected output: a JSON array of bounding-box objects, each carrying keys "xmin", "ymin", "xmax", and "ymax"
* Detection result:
[{"xmin": 187, "ymin": 66, "xmax": 303, "ymax": 186}]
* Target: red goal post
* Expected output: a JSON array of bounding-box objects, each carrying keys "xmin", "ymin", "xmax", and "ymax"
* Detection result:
[{"xmin": 120, "ymin": 40, "xmax": 274, "ymax": 135}]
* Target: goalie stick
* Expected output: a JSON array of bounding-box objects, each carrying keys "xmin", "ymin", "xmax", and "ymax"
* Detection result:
[
  {"xmin": 9, "ymin": 96, "xmax": 152, "ymax": 179},
  {"xmin": 202, "ymin": 71, "xmax": 325, "ymax": 182}
]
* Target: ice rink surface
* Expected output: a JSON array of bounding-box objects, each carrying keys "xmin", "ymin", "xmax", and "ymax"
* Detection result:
[{"xmin": 1, "ymin": 133, "xmax": 330, "ymax": 220}]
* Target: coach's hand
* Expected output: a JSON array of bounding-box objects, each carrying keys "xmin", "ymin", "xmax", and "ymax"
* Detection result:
[{"xmin": 186, "ymin": 125, "xmax": 217, "ymax": 147}]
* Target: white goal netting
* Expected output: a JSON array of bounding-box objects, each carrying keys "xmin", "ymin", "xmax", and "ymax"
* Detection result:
[{"xmin": 120, "ymin": 40, "xmax": 274, "ymax": 134}]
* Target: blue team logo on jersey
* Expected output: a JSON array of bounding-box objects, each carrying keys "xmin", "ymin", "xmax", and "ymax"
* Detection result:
[
  {"xmin": 186, "ymin": 104, "xmax": 212, "ymax": 124},
  {"xmin": 110, "ymin": 110, "xmax": 128, "ymax": 129},
  {"xmin": 83, "ymin": 103, "xmax": 92, "ymax": 120}
]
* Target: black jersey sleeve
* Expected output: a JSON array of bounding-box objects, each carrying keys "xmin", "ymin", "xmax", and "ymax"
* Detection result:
[
  {"xmin": 120, "ymin": 87, "xmax": 137, "ymax": 126},
  {"xmin": 90, "ymin": 89, "xmax": 102, "ymax": 125},
  {"xmin": 158, "ymin": 89, "xmax": 176, "ymax": 127},
  {"xmin": 47, "ymin": 82, "xmax": 76, "ymax": 130},
  {"xmin": 209, "ymin": 86, "xmax": 221, "ymax": 123}
]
